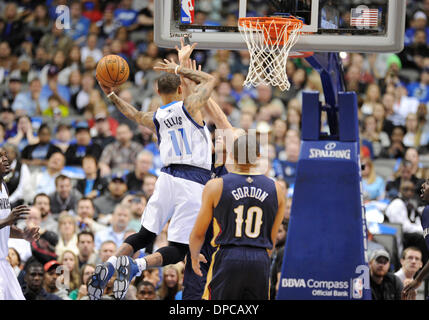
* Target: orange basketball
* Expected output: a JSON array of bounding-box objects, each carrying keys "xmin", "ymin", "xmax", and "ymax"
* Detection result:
[{"xmin": 96, "ymin": 55, "xmax": 130, "ymax": 87}]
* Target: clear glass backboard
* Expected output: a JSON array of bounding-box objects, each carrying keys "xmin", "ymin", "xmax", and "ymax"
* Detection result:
[{"xmin": 154, "ymin": 0, "xmax": 406, "ymax": 53}]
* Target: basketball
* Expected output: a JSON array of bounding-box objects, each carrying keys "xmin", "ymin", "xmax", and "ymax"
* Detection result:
[{"xmin": 96, "ymin": 55, "xmax": 129, "ymax": 87}]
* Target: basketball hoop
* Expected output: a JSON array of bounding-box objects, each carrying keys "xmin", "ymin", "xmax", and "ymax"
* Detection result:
[{"xmin": 238, "ymin": 16, "xmax": 313, "ymax": 91}]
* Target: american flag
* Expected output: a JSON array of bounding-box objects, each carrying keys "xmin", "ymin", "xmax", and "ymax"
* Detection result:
[{"xmin": 350, "ymin": 8, "xmax": 379, "ymax": 27}]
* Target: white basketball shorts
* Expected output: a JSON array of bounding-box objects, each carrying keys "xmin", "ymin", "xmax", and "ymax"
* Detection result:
[
  {"xmin": 0, "ymin": 259, "xmax": 25, "ymax": 300},
  {"xmin": 141, "ymin": 171, "xmax": 205, "ymax": 244}
]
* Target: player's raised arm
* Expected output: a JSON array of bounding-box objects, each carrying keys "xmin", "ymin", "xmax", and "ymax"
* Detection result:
[
  {"xmin": 98, "ymin": 81, "xmax": 156, "ymax": 133},
  {"xmin": 154, "ymin": 59, "xmax": 216, "ymax": 120},
  {"xmin": 205, "ymin": 97, "xmax": 233, "ymax": 130},
  {"xmin": 189, "ymin": 178, "xmax": 223, "ymax": 276}
]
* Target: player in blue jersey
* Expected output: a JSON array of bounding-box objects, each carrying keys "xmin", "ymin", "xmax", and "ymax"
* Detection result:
[
  {"xmin": 189, "ymin": 134, "xmax": 285, "ymax": 299},
  {"xmin": 87, "ymin": 41, "xmax": 218, "ymax": 300},
  {"xmin": 182, "ymin": 129, "xmax": 246, "ymax": 299},
  {"xmin": 403, "ymin": 178, "xmax": 429, "ymax": 299}
]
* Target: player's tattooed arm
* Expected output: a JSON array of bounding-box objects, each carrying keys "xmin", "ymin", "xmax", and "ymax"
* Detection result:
[
  {"xmin": 154, "ymin": 59, "xmax": 216, "ymax": 121},
  {"xmin": 108, "ymin": 94, "xmax": 156, "ymax": 132},
  {"xmin": 179, "ymin": 68, "xmax": 216, "ymax": 119},
  {"xmin": 98, "ymin": 81, "xmax": 156, "ymax": 132}
]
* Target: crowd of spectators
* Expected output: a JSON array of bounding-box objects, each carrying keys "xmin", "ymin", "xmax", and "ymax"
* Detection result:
[{"xmin": 2, "ymin": 0, "xmax": 429, "ymax": 300}]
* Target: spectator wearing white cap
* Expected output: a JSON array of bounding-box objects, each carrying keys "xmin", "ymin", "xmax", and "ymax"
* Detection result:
[{"xmin": 404, "ymin": 11, "xmax": 429, "ymax": 47}]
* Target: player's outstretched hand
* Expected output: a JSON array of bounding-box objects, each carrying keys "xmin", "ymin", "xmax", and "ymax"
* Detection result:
[
  {"xmin": 402, "ymin": 279, "xmax": 420, "ymax": 300},
  {"xmin": 3, "ymin": 205, "xmax": 30, "ymax": 226},
  {"xmin": 154, "ymin": 59, "xmax": 179, "ymax": 74},
  {"xmin": 191, "ymin": 254, "xmax": 207, "ymax": 277},
  {"xmin": 175, "ymin": 36, "xmax": 198, "ymax": 65},
  {"xmin": 97, "ymin": 80, "xmax": 117, "ymax": 96},
  {"xmin": 23, "ymin": 226, "xmax": 40, "ymax": 242}
]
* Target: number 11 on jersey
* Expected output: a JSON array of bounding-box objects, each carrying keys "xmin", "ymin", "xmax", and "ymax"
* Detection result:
[{"xmin": 168, "ymin": 128, "xmax": 192, "ymax": 156}]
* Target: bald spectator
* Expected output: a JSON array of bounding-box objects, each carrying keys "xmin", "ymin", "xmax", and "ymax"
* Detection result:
[
  {"xmin": 94, "ymin": 204, "xmax": 131, "ymax": 250},
  {"xmin": 96, "ymin": 240, "xmax": 117, "ymax": 264},
  {"xmin": 98, "ymin": 124, "xmax": 143, "ymax": 176}
]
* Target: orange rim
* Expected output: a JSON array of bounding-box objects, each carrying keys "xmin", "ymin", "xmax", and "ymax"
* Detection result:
[
  {"xmin": 239, "ymin": 17, "xmax": 314, "ymax": 58},
  {"xmin": 239, "ymin": 16, "xmax": 304, "ymax": 46}
]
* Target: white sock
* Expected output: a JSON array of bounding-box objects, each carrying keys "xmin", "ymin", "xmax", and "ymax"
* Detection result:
[
  {"xmin": 135, "ymin": 257, "xmax": 147, "ymax": 274},
  {"xmin": 107, "ymin": 255, "xmax": 117, "ymax": 267}
]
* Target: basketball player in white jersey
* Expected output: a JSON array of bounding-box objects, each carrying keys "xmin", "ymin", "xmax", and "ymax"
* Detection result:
[
  {"xmin": 0, "ymin": 147, "xmax": 40, "ymax": 300},
  {"xmin": 88, "ymin": 42, "xmax": 218, "ymax": 300}
]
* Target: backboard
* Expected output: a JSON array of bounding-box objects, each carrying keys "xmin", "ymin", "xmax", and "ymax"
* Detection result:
[{"xmin": 154, "ymin": 0, "xmax": 406, "ymax": 53}]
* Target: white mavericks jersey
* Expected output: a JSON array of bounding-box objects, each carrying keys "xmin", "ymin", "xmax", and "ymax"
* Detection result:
[
  {"xmin": 0, "ymin": 183, "xmax": 11, "ymax": 260},
  {"xmin": 154, "ymin": 100, "xmax": 212, "ymax": 171}
]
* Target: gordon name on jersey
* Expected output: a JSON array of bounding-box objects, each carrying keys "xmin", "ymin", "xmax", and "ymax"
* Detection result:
[{"xmin": 231, "ymin": 186, "xmax": 270, "ymax": 203}]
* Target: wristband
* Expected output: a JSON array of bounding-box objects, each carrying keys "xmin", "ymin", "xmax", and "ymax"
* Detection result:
[
  {"xmin": 107, "ymin": 92, "xmax": 115, "ymax": 99},
  {"xmin": 175, "ymin": 65, "xmax": 180, "ymax": 75}
]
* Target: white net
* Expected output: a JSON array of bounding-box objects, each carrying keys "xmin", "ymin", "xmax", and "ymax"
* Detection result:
[{"xmin": 239, "ymin": 18, "xmax": 303, "ymax": 91}]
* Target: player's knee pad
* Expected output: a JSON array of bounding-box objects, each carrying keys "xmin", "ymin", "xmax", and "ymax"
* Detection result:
[
  {"xmin": 124, "ymin": 226, "xmax": 157, "ymax": 253},
  {"xmin": 157, "ymin": 242, "xmax": 189, "ymax": 266}
]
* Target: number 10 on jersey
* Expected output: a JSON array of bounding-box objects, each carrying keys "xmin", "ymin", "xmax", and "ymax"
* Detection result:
[{"xmin": 168, "ymin": 128, "xmax": 192, "ymax": 156}]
